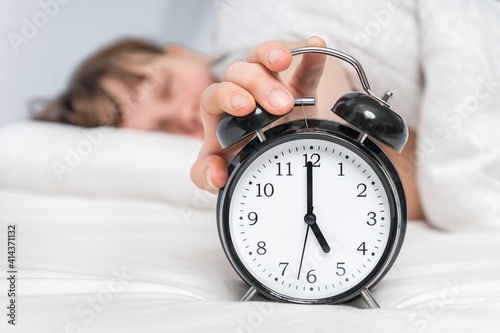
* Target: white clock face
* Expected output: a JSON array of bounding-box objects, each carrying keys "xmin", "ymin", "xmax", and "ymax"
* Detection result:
[{"xmin": 221, "ymin": 133, "xmax": 398, "ymax": 303}]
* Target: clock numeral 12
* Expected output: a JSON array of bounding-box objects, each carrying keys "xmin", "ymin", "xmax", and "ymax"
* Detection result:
[{"xmin": 303, "ymin": 153, "xmax": 321, "ymax": 167}]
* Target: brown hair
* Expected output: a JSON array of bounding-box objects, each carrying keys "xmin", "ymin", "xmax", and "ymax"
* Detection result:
[{"xmin": 31, "ymin": 38, "xmax": 164, "ymax": 127}]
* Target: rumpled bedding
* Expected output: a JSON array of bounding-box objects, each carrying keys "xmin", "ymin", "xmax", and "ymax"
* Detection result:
[
  {"xmin": 1, "ymin": 121, "xmax": 500, "ymax": 332},
  {"xmin": 1, "ymin": 188, "xmax": 500, "ymax": 332},
  {"xmin": 211, "ymin": 0, "xmax": 500, "ymax": 230}
]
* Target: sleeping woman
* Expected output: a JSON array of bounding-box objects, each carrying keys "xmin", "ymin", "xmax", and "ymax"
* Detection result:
[{"xmin": 32, "ymin": 36, "xmax": 424, "ymax": 221}]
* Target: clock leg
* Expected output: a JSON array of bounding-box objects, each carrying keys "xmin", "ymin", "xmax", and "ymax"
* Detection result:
[
  {"xmin": 360, "ymin": 288, "xmax": 381, "ymax": 309},
  {"xmin": 241, "ymin": 287, "xmax": 258, "ymax": 302}
]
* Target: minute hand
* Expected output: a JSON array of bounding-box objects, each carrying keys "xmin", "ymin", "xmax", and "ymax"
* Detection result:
[{"xmin": 304, "ymin": 161, "xmax": 330, "ymax": 253}]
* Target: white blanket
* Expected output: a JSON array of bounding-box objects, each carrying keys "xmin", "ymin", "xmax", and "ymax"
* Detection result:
[
  {"xmin": 1, "ymin": 186, "xmax": 500, "ymax": 332},
  {"xmin": 211, "ymin": 0, "xmax": 500, "ymax": 230},
  {"xmin": 1, "ymin": 121, "xmax": 500, "ymax": 332}
]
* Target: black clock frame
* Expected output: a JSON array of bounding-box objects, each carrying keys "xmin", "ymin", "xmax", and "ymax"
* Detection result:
[{"xmin": 216, "ymin": 118, "xmax": 407, "ymax": 305}]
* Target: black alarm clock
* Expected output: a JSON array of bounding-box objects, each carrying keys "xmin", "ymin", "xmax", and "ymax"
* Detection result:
[{"xmin": 216, "ymin": 46, "xmax": 407, "ymax": 308}]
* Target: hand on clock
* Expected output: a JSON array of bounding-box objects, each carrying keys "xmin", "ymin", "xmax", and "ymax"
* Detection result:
[
  {"xmin": 191, "ymin": 36, "xmax": 327, "ymax": 192},
  {"xmin": 304, "ymin": 161, "xmax": 330, "ymax": 253}
]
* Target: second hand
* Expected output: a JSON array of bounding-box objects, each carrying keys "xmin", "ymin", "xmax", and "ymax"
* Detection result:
[{"xmin": 297, "ymin": 226, "xmax": 310, "ymax": 280}]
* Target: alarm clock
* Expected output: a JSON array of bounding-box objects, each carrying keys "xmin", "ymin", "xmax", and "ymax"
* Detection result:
[{"xmin": 215, "ymin": 46, "xmax": 408, "ymax": 308}]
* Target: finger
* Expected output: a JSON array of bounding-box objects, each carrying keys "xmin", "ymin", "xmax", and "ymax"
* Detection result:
[
  {"xmin": 201, "ymin": 81, "xmax": 256, "ymax": 117},
  {"xmin": 199, "ymin": 82, "xmax": 256, "ymax": 155},
  {"xmin": 288, "ymin": 36, "xmax": 327, "ymax": 97},
  {"xmin": 190, "ymin": 154, "xmax": 228, "ymax": 191},
  {"xmin": 225, "ymin": 61, "xmax": 295, "ymax": 114},
  {"xmin": 193, "ymin": 81, "xmax": 252, "ymax": 192},
  {"xmin": 246, "ymin": 41, "xmax": 293, "ymax": 73}
]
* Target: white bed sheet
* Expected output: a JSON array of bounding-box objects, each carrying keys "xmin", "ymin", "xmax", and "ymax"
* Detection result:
[{"xmin": 1, "ymin": 187, "xmax": 500, "ymax": 333}]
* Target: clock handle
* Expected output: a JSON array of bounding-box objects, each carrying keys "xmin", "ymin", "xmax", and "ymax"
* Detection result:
[
  {"xmin": 290, "ymin": 46, "xmax": 408, "ymax": 153},
  {"xmin": 217, "ymin": 46, "xmax": 408, "ymax": 151},
  {"xmin": 216, "ymin": 97, "xmax": 315, "ymax": 149}
]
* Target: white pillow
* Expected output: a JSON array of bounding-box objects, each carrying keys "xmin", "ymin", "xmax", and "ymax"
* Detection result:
[{"xmin": 0, "ymin": 121, "xmax": 215, "ymax": 209}]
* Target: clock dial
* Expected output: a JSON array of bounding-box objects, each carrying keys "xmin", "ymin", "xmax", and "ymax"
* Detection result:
[{"xmin": 219, "ymin": 132, "xmax": 401, "ymax": 303}]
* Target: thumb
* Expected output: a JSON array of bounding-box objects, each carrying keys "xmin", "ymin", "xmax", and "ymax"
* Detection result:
[{"xmin": 288, "ymin": 36, "xmax": 327, "ymax": 97}]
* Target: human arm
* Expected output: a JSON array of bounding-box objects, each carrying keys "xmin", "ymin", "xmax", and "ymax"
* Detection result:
[{"xmin": 190, "ymin": 36, "xmax": 328, "ymax": 191}]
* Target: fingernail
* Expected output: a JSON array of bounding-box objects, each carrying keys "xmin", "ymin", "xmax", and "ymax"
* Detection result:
[
  {"xmin": 230, "ymin": 94, "xmax": 250, "ymax": 110},
  {"xmin": 205, "ymin": 168, "xmax": 215, "ymax": 189},
  {"xmin": 268, "ymin": 49, "xmax": 285, "ymax": 64},
  {"xmin": 268, "ymin": 89, "xmax": 290, "ymax": 110}
]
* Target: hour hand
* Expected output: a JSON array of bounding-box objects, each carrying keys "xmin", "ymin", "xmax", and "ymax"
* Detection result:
[{"xmin": 304, "ymin": 213, "xmax": 330, "ymax": 253}]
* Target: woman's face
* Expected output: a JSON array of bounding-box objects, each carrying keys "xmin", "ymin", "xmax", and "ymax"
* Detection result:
[{"xmin": 101, "ymin": 46, "xmax": 213, "ymax": 138}]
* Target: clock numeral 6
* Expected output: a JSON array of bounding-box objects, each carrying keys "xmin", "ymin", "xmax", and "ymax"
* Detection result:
[
  {"xmin": 256, "ymin": 183, "xmax": 274, "ymax": 197},
  {"xmin": 307, "ymin": 269, "xmax": 317, "ymax": 284}
]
